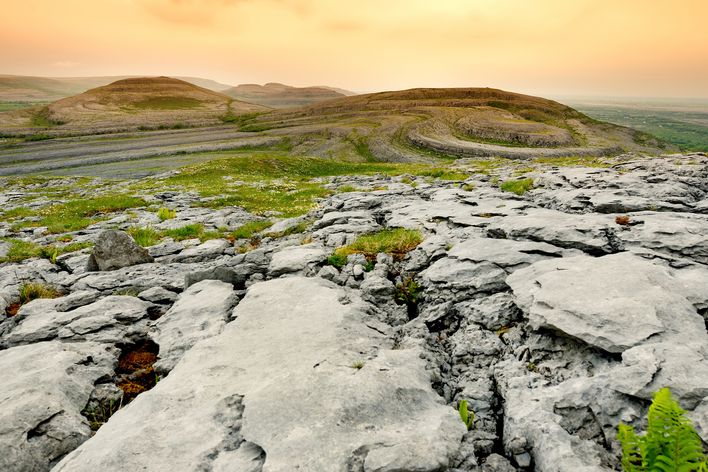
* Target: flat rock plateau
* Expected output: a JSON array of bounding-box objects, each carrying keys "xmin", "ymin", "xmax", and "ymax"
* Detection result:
[{"xmin": 0, "ymin": 147, "xmax": 706, "ymax": 471}]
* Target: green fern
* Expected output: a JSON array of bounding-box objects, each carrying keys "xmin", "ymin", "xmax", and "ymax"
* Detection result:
[{"xmin": 618, "ymin": 388, "xmax": 707, "ymax": 471}]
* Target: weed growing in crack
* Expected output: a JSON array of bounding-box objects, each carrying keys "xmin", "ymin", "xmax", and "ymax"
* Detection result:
[{"xmin": 458, "ymin": 400, "xmax": 475, "ymax": 431}]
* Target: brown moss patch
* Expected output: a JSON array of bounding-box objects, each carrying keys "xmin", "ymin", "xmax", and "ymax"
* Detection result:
[{"xmin": 116, "ymin": 340, "xmax": 159, "ymax": 402}]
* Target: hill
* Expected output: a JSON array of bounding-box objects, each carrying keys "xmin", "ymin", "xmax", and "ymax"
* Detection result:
[
  {"xmin": 0, "ymin": 77, "xmax": 268, "ymax": 133},
  {"xmin": 0, "ymin": 75, "xmax": 234, "ymax": 102},
  {"xmin": 238, "ymin": 87, "xmax": 674, "ymax": 160},
  {"xmin": 223, "ymin": 82, "xmax": 348, "ymax": 108}
]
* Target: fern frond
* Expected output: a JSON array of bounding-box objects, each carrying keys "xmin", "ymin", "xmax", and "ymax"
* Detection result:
[{"xmin": 618, "ymin": 388, "xmax": 708, "ymax": 472}]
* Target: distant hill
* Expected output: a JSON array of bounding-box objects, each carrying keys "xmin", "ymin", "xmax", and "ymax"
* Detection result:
[
  {"xmin": 0, "ymin": 75, "xmax": 233, "ymax": 102},
  {"xmin": 0, "ymin": 77, "xmax": 268, "ymax": 132},
  {"xmin": 223, "ymin": 83, "xmax": 349, "ymax": 108},
  {"xmin": 242, "ymin": 87, "xmax": 675, "ymax": 159}
]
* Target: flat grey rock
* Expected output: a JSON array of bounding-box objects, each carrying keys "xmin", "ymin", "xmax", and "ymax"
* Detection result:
[
  {"xmin": 507, "ymin": 252, "xmax": 706, "ymax": 353},
  {"xmin": 267, "ymin": 243, "xmax": 327, "ymax": 277},
  {"xmin": 4, "ymin": 295, "xmax": 151, "ymax": 347},
  {"xmin": 0, "ymin": 341, "xmax": 117, "ymax": 472},
  {"xmin": 54, "ymin": 277, "xmax": 464, "ymax": 472},
  {"xmin": 150, "ymin": 279, "xmax": 238, "ymax": 373}
]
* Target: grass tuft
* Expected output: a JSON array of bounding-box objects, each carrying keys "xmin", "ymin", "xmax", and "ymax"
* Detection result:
[
  {"xmin": 231, "ymin": 220, "xmax": 272, "ymax": 239},
  {"xmin": 500, "ymin": 178, "xmax": 534, "ymax": 195},
  {"xmin": 156, "ymin": 207, "xmax": 176, "ymax": 221},
  {"xmin": 334, "ymin": 228, "xmax": 422, "ymax": 261},
  {"xmin": 128, "ymin": 226, "xmax": 161, "ymax": 247}
]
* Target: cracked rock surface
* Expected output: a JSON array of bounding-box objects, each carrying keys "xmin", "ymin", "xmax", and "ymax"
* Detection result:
[{"xmin": 0, "ymin": 152, "xmax": 706, "ymax": 471}]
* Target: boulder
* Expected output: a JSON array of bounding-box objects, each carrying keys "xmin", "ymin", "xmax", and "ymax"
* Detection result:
[{"xmin": 86, "ymin": 230, "xmax": 153, "ymax": 271}]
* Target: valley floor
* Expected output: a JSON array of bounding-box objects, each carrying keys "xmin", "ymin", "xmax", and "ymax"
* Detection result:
[{"xmin": 0, "ymin": 151, "xmax": 707, "ymax": 471}]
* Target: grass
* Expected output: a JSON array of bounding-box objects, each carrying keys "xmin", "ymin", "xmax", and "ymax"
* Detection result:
[
  {"xmin": 18, "ymin": 282, "xmax": 62, "ymax": 304},
  {"xmin": 0, "ymin": 239, "xmax": 92, "ymax": 263},
  {"xmin": 162, "ymin": 223, "xmax": 204, "ymax": 241},
  {"xmin": 13, "ymin": 195, "xmax": 147, "ymax": 234},
  {"xmin": 131, "ymin": 97, "xmax": 203, "ymax": 110},
  {"xmin": 326, "ymin": 253, "xmax": 348, "ymax": 269},
  {"xmin": 146, "ymin": 153, "xmax": 477, "ymax": 218},
  {"xmin": 500, "ymin": 178, "xmax": 534, "ymax": 195},
  {"xmin": 128, "ymin": 226, "xmax": 161, "ymax": 247},
  {"xmin": 30, "ymin": 107, "xmax": 63, "ymax": 127},
  {"xmin": 156, "ymin": 207, "xmax": 176, "ymax": 221},
  {"xmin": 532, "ymin": 155, "xmax": 610, "ymax": 168},
  {"xmin": 333, "ymin": 228, "xmax": 423, "ymax": 261},
  {"xmin": 231, "ymin": 220, "xmax": 273, "ymax": 239}
]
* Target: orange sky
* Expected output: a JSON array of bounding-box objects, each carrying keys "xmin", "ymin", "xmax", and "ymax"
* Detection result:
[{"xmin": 2, "ymin": 0, "xmax": 707, "ymax": 97}]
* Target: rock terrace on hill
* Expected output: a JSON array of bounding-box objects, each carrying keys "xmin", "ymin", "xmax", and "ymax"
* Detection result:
[{"xmin": 0, "ymin": 152, "xmax": 706, "ymax": 471}]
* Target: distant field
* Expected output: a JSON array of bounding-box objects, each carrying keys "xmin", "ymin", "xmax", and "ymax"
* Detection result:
[
  {"xmin": 0, "ymin": 101, "xmax": 46, "ymax": 112},
  {"xmin": 563, "ymin": 98, "xmax": 708, "ymax": 152}
]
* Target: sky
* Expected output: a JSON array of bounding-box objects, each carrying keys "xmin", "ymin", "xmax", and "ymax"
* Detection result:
[{"xmin": 1, "ymin": 0, "xmax": 707, "ymax": 98}]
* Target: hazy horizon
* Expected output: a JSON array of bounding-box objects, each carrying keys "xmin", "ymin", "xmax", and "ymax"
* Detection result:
[{"xmin": 2, "ymin": 0, "xmax": 708, "ymax": 99}]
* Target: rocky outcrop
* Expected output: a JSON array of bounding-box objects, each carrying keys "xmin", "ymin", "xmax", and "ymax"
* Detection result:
[
  {"xmin": 0, "ymin": 153, "xmax": 706, "ymax": 471},
  {"xmin": 86, "ymin": 230, "xmax": 153, "ymax": 271}
]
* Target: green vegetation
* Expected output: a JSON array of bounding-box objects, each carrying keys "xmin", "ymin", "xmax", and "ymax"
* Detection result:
[
  {"xmin": 156, "ymin": 207, "xmax": 176, "ymax": 221},
  {"xmin": 131, "ymin": 96, "xmax": 203, "ymax": 110},
  {"xmin": 347, "ymin": 133, "xmax": 376, "ymax": 162},
  {"xmin": 0, "ymin": 239, "xmax": 92, "ymax": 263},
  {"xmin": 266, "ymin": 220, "xmax": 310, "ymax": 238},
  {"xmin": 30, "ymin": 107, "xmax": 63, "ymax": 127},
  {"xmin": 128, "ymin": 226, "xmax": 161, "ymax": 247},
  {"xmin": 18, "ymin": 282, "xmax": 62, "ymax": 304},
  {"xmin": 151, "ymin": 153, "xmax": 479, "ymax": 215},
  {"xmin": 573, "ymin": 104, "xmax": 708, "ymax": 152},
  {"xmin": 458, "ymin": 400, "xmax": 475, "ymax": 431},
  {"xmin": 394, "ymin": 277, "xmax": 422, "ymax": 307},
  {"xmin": 500, "ymin": 178, "xmax": 534, "ymax": 195},
  {"xmin": 532, "ymin": 155, "xmax": 610, "ymax": 168},
  {"xmin": 231, "ymin": 220, "xmax": 272, "ymax": 239},
  {"xmin": 14, "ymin": 195, "xmax": 147, "ymax": 234},
  {"xmin": 333, "ymin": 228, "xmax": 423, "ymax": 261},
  {"xmin": 0, "ymin": 101, "xmax": 48, "ymax": 112},
  {"xmin": 617, "ymin": 387, "xmax": 707, "ymax": 471},
  {"xmin": 326, "ymin": 253, "xmax": 348, "ymax": 269},
  {"xmin": 24, "ymin": 133, "xmax": 54, "ymax": 142},
  {"xmin": 351, "ymin": 361, "xmax": 365, "ymax": 370},
  {"xmin": 84, "ymin": 399, "xmax": 121, "ymax": 431},
  {"xmin": 162, "ymin": 223, "xmax": 204, "ymax": 241}
]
